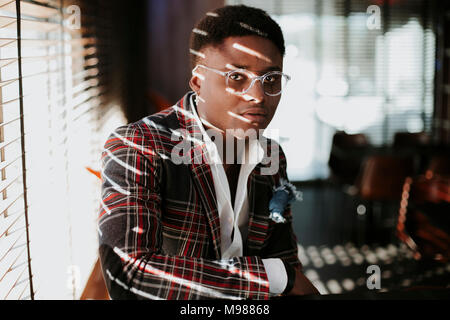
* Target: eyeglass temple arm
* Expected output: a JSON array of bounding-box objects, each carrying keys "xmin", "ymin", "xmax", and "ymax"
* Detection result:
[
  {"xmin": 193, "ymin": 64, "xmax": 228, "ymax": 76},
  {"xmin": 194, "ymin": 64, "xmax": 291, "ymax": 81}
]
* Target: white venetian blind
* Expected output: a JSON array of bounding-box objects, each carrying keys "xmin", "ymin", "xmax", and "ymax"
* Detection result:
[{"xmin": 0, "ymin": 0, "xmax": 126, "ymax": 300}]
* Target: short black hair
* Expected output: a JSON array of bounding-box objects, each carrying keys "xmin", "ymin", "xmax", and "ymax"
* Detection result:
[{"xmin": 189, "ymin": 5, "xmax": 285, "ymax": 70}]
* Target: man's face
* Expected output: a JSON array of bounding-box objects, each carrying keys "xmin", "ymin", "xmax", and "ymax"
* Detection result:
[{"xmin": 190, "ymin": 35, "xmax": 284, "ymax": 137}]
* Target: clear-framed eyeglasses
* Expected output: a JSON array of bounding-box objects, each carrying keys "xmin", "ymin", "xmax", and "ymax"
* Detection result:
[{"xmin": 192, "ymin": 64, "xmax": 291, "ymax": 96}]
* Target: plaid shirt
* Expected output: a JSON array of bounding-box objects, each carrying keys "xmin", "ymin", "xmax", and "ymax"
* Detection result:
[{"xmin": 98, "ymin": 91, "xmax": 301, "ymax": 300}]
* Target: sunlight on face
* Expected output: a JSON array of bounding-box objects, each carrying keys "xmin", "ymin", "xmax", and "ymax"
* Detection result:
[
  {"xmin": 225, "ymin": 63, "xmax": 238, "ymax": 70},
  {"xmin": 225, "ymin": 86, "xmax": 263, "ymax": 103},
  {"xmin": 192, "ymin": 70, "xmax": 205, "ymax": 81},
  {"xmin": 189, "ymin": 48, "xmax": 205, "ymax": 59},
  {"xmin": 189, "ymin": 35, "xmax": 283, "ymax": 134},
  {"xmin": 232, "ymin": 42, "xmax": 273, "ymax": 63},
  {"xmin": 227, "ymin": 111, "xmax": 252, "ymax": 124}
]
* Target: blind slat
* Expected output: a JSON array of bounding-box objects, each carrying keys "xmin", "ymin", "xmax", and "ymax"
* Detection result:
[
  {"xmin": 3, "ymin": 265, "xmax": 28, "ymax": 299},
  {"xmin": 0, "ymin": 230, "xmax": 26, "ymax": 264},
  {"xmin": 0, "ymin": 192, "xmax": 23, "ymax": 217},
  {"xmin": 0, "ymin": 173, "xmax": 21, "ymax": 195},
  {"xmin": 0, "ymin": 248, "xmax": 26, "ymax": 284}
]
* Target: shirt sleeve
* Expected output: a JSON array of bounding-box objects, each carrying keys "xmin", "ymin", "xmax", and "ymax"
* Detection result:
[{"xmin": 262, "ymin": 258, "xmax": 288, "ymax": 294}]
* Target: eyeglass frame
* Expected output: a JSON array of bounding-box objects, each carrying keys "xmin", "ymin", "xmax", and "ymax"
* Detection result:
[{"xmin": 192, "ymin": 64, "xmax": 291, "ymax": 97}]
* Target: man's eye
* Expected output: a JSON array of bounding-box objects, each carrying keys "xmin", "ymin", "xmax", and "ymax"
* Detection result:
[
  {"xmin": 229, "ymin": 73, "xmax": 245, "ymax": 81},
  {"xmin": 264, "ymin": 75, "xmax": 276, "ymax": 83}
]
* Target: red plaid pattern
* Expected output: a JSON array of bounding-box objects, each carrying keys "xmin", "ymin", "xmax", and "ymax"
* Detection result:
[{"xmin": 98, "ymin": 91, "xmax": 301, "ymax": 300}]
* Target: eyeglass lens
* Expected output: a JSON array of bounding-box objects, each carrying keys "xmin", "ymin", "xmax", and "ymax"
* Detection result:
[{"xmin": 225, "ymin": 70, "xmax": 287, "ymax": 95}]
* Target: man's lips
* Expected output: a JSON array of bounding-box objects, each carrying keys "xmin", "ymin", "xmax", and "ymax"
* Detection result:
[{"xmin": 240, "ymin": 108, "xmax": 268, "ymax": 123}]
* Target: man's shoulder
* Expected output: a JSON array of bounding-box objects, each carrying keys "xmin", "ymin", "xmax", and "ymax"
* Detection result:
[
  {"xmin": 134, "ymin": 105, "xmax": 181, "ymax": 135},
  {"xmin": 106, "ymin": 105, "xmax": 184, "ymax": 152}
]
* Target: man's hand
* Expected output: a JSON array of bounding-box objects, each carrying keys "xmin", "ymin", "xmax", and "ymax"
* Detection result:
[{"xmin": 286, "ymin": 268, "xmax": 320, "ymax": 296}]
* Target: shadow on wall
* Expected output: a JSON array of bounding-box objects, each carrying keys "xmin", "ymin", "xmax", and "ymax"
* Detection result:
[{"xmin": 147, "ymin": 0, "xmax": 225, "ymax": 106}]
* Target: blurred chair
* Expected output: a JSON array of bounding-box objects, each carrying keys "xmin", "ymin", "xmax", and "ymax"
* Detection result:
[
  {"xmin": 332, "ymin": 131, "xmax": 369, "ymax": 148},
  {"xmin": 353, "ymin": 155, "xmax": 415, "ymax": 245},
  {"xmin": 393, "ymin": 132, "xmax": 432, "ymax": 175},
  {"xmin": 356, "ymin": 155, "xmax": 414, "ymax": 201},
  {"xmin": 396, "ymin": 175, "xmax": 450, "ymax": 263},
  {"xmin": 328, "ymin": 131, "xmax": 370, "ymax": 186},
  {"xmin": 425, "ymin": 155, "xmax": 450, "ymax": 177},
  {"xmin": 393, "ymin": 131, "xmax": 430, "ymax": 148}
]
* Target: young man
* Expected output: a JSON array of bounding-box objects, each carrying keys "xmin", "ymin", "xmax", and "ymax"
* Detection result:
[{"xmin": 98, "ymin": 4, "xmax": 319, "ymax": 300}]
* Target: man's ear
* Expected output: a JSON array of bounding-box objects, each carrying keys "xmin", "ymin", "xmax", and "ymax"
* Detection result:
[{"xmin": 189, "ymin": 74, "xmax": 202, "ymax": 94}]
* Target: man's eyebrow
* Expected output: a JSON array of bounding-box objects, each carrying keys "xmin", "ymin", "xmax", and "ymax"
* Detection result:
[{"xmin": 229, "ymin": 64, "xmax": 282, "ymax": 72}]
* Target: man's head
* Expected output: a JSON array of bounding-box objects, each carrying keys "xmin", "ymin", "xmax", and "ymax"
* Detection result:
[{"xmin": 188, "ymin": 5, "xmax": 287, "ymax": 138}]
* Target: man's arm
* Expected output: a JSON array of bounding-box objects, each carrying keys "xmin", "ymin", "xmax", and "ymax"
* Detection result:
[
  {"xmin": 259, "ymin": 143, "xmax": 302, "ymax": 268},
  {"xmin": 261, "ymin": 143, "xmax": 319, "ymax": 296},
  {"xmin": 98, "ymin": 124, "xmax": 270, "ymax": 300}
]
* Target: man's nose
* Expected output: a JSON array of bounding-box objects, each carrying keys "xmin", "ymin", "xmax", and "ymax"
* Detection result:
[{"xmin": 243, "ymin": 78, "xmax": 265, "ymax": 103}]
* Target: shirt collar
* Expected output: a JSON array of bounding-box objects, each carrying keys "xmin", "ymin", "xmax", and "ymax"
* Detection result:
[{"xmin": 189, "ymin": 93, "xmax": 264, "ymax": 166}]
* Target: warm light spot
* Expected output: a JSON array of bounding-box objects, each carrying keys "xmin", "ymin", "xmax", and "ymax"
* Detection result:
[
  {"xmin": 85, "ymin": 46, "xmax": 96, "ymax": 55},
  {"xmin": 352, "ymin": 254, "xmax": 364, "ymax": 265},
  {"xmin": 326, "ymin": 279, "xmax": 342, "ymax": 294},
  {"xmin": 192, "ymin": 28, "xmax": 208, "ymax": 36},
  {"xmin": 189, "ymin": 49, "xmax": 205, "ymax": 59},
  {"xmin": 364, "ymin": 252, "xmax": 378, "ymax": 264},
  {"xmin": 312, "ymin": 257, "xmax": 324, "ymax": 268},
  {"xmin": 102, "ymin": 172, "xmax": 131, "ymax": 196},
  {"xmin": 340, "ymin": 257, "xmax": 351, "ymax": 266},
  {"xmin": 86, "ymin": 57, "xmax": 98, "ymax": 66},
  {"xmin": 225, "ymin": 87, "xmax": 238, "ymax": 95},
  {"xmin": 192, "ymin": 71, "xmax": 205, "ymax": 81},
  {"xmin": 104, "ymin": 148, "xmax": 144, "ymax": 176},
  {"xmin": 112, "ymin": 129, "xmax": 156, "ymax": 156},
  {"xmin": 341, "ymin": 279, "xmax": 355, "ymax": 291},
  {"xmin": 227, "ymin": 111, "xmax": 252, "ymax": 124},
  {"xmin": 226, "ymin": 87, "xmax": 262, "ymax": 102},
  {"xmin": 132, "ymin": 226, "xmax": 144, "ymax": 234},
  {"xmin": 232, "ymin": 43, "xmax": 272, "ymax": 63},
  {"xmin": 241, "ymin": 93, "xmax": 260, "ymax": 102},
  {"xmin": 320, "ymin": 248, "xmax": 337, "ymax": 265},
  {"xmin": 156, "ymin": 152, "xmax": 169, "ymax": 160},
  {"xmin": 225, "ymin": 63, "xmax": 238, "ymax": 70},
  {"xmin": 357, "ymin": 204, "xmax": 366, "ymax": 215}
]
